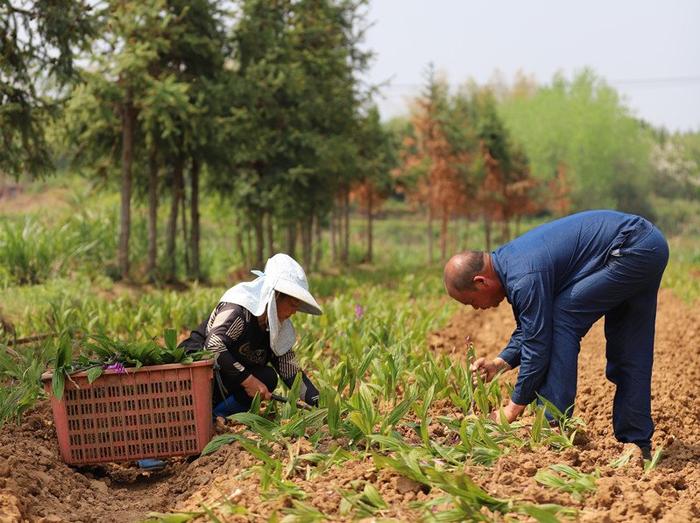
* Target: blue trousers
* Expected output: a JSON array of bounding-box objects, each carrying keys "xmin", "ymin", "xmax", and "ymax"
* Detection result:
[
  {"xmin": 213, "ymin": 360, "xmax": 278, "ymax": 417},
  {"xmin": 538, "ymin": 219, "xmax": 669, "ymax": 447}
]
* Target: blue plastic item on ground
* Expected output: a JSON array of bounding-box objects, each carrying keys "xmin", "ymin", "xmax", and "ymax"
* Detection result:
[{"xmin": 137, "ymin": 458, "xmax": 167, "ymax": 471}]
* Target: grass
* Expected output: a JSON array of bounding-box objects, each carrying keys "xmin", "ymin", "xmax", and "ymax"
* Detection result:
[{"xmin": 662, "ymin": 235, "xmax": 700, "ymax": 302}]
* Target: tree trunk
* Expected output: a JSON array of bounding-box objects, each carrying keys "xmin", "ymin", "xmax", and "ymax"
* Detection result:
[
  {"xmin": 500, "ymin": 219, "xmax": 510, "ymax": 244},
  {"xmin": 235, "ymin": 213, "xmax": 246, "ymax": 268},
  {"xmin": 266, "ymin": 212, "xmax": 274, "ymax": 258},
  {"xmin": 245, "ymin": 224, "xmax": 253, "ymax": 268},
  {"xmin": 165, "ymin": 157, "xmax": 184, "ymax": 281},
  {"xmin": 285, "ymin": 222, "xmax": 297, "ymax": 257},
  {"xmin": 366, "ymin": 188, "xmax": 373, "ymax": 263},
  {"xmin": 515, "ymin": 216, "xmax": 522, "ymax": 236},
  {"xmin": 483, "ymin": 215, "xmax": 492, "ymax": 252},
  {"xmin": 463, "ymin": 216, "xmax": 470, "ymax": 250},
  {"xmin": 427, "ymin": 207, "xmax": 434, "ymax": 264},
  {"xmin": 330, "ymin": 203, "xmax": 338, "ymax": 263},
  {"xmin": 338, "ymin": 194, "xmax": 345, "ymax": 263},
  {"xmin": 181, "ymin": 176, "xmax": 189, "ymax": 276},
  {"xmin": 440, "ymin": 209, "xmax": 448, "ymax": 261},
  {"xmin": 301, "ymin": 216, "xmax": 313, "ymax": 268},
  {"xmin": 146, "ymin": 147, "xmax": 158, "ymax": 280},
  {"xmin": 342, "ymin": 187, "xmax": 350, "ymax": 264},
  {"xmin": 118, "ymin": 95, "xmax": 135, "ymax": 280},
  {"xmin": 452, "ymin": 215, "xmax": 460, "ymax": 255},
  {"xmin": 254, "ymin": 214, "xmax": 264, "ymax": 267},
  {"xmin": 190, "ymin": 157, "xmax": 200, "ymax": 280},
  {"xmin": 314, "ymin": 214, "xmax": 322, "ymax": 270}
]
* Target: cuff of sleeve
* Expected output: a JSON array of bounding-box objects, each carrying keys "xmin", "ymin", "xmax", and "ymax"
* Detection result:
[
  {"xmin": 498, "ymin": 349, "xmax": 521, "ymax": 369},
  {"xmin": 302, "ymin": 378, "xmax": 320, "ymax": 406},
  {"xmin": 511, "ymin": 390, "xmax": 533, "ymax": 406},
  {"xmin": 234, "ymin": 365, "xmax": 251, "ymax": 384}
]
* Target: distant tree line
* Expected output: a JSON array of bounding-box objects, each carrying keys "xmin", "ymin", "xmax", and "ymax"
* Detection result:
[
  {"xmin": 391, "ymin": 67, "xmax": 700, "ymax": 257},
  {"xmin": 3, "ymin": 2, "xmax": 699, "ymax": 280}
]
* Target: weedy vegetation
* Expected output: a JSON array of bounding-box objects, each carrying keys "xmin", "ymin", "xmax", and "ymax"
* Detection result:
[
  {"xmin": 0, "ymin": 255, "xmax": 597, "ymax": 521},
  {"xmin": 2, "ymin": 187, "xmax": 692, "ymax": 522},
  {"xmin": 535, "ymin": 464, "xmax": 599, "ymax": 502}
]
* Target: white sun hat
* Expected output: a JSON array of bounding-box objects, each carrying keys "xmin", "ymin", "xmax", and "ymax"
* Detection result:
[
  {"xmin": 261, "ymin": 254, "xmax": 322, "ymax": 316},
  {"xmin": 219, "ymin": 253, "xmax": 322, "ymax": 355}
]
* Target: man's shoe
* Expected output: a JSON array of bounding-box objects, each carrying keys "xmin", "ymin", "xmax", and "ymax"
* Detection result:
[{"xmin": 639, "ymin": 445, "xmax": 652, "ymax": 461}]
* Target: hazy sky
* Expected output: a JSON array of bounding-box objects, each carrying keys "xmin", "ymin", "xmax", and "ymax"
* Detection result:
[{"xmin": 363, "ymin": 0, "xmax": 700, "ymax": 132}]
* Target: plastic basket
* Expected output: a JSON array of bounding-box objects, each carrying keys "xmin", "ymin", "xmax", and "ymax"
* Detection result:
[{"xmin": 41, "ymin": 359, "xmax": 214, "ymax": 465}]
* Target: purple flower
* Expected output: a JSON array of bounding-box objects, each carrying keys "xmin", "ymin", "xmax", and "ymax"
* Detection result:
[
  {"xmin": 354, "ymin": 304, "xmax": 364, "ymax": 319},
  {"xmin": 105, "ymin": 362, "xmax": 127, "ymax": 374}
]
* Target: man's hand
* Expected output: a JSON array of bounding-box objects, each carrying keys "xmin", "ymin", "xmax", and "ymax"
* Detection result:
[
  {"xmin": 470, "ymin": 357, "xmax": 511, "ymax": 384},
  {"xmin": 489, "ymin": 400, "xmax": 526, "ymax": 423},
  {"xmin": 241, "ymin": 375, "xmax": 272, "ymax": 400}
]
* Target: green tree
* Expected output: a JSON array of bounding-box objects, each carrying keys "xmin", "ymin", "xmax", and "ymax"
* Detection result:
[
  {"xmin": 1, "ymin": 0, "xmax": 94, "ymax": 176},
  {"xmin": 115, "ymin": 1, "xmax": 178, "ymax": 280},
  {"xmin": 285, "ymin": 0, "xmax": 369, "ymax": 267},
  {"xmin": 650, "ymin": 131, "xmax": 700, "ymax": 233},
  {"xmin": 499, "ymin": 69, "xmax": 655, "ymax": 216},
  {"xmin": 223, "ymin": 0, "xmax": 295, "ymax": 267},
  {"xmin": 225, "ymin": 0, "xmax": 370, "ymax": 268},
  {"xmin": 351, "ymin": 106, "xmax": 396, "ymax": 263},
  {"xmin": 64, "ymin": 0, "xmax": 225, "ymax": 281},
  {"xmin": 150, "ymin": 0, "xmax": 226, "ymax": 281}
]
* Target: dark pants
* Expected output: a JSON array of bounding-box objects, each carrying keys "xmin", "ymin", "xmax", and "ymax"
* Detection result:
[
  {"xmin": 213, "ymin": 351, "xmax": 278, "ymax": 408},
  {"xmin": 538, "ymin": 219, "xmax": 669, "ymax": 447}
]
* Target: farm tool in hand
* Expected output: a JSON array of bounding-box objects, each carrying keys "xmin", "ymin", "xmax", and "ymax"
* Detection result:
[{"xmin": 271, "ymin": 392, "xmax": 313, "ymax": 411}]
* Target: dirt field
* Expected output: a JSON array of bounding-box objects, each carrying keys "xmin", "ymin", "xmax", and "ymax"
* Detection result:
[
  {"xmin": 0, "ymin": 289, "xmax": 698, "ymax": 522},
  {"xmin": 429, "ymin": 288, "xmax": 700, "ymax": 522}
]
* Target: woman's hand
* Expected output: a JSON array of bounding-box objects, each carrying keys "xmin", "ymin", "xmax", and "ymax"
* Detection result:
[
  {"xmin": 470, "ymin": 357, "xmax": 511, "ymax": 384},
  {"xmin": 241, "ymin": 375, "xmax": 272, "ymax": 400}
]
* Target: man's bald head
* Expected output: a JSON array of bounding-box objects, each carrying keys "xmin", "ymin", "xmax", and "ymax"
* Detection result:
[{"xmin": 444, "ymin": 251, "xmax": 486, "ymax": 292}]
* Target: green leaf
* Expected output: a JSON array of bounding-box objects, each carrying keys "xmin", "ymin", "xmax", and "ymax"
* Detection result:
[
  {"xmin": 383, "ymin": 394, "xmax": 414, "ymax": 431},
  {"xmin": 164, "ymin": 328, "xmax": 177, "ymax": 351},
  {"xmin": 249, "ymin": 392, "xmax": 262, "ymax": 414},
  {"xmin": 368, "ymin": 434, "xmax": 408, "ymax": 452},
  {"xmin": 516, "ymin": 504, "xmax": 568, "ymax": 523},
  {"xmin": 362, "ymin": 484, "xmax": 387, "ymax": 509},
  {"xmin": 321, "ymin": 386, "xmax": 340, "ymax": 436},
  {"xmin": 86, "ymin": 367, "xmax": 103, "ymax": 384},
  {"xmin": 143, "ymin": 512, "xmax": 200, "ymax": 523},
  {"xmin": 280, "ymin": 409, "xmax": 328, "ymax": 438},
  {"xmin": 358, "ymin": 346, "xmax": 378, "ymax": 377},
  {"xmin": 239, "ymin": 440, "xmax": 276, "ymax": 466},
  {"xmin": 644, "ymin": 447, "xmax": 664, "ymax": 473},
  {"xmin": 55, "ymin": 335, "xmax": 73, "ymax": 369},
  {"xmin": 287, "ymin": 372, "xmax": 303, "ymax": 417},
  {"xmin": 51, "ymin": 371, "xmax": 65, "ymax": 400},
  {"xmin": 229, "ymin": 412, "xmax": 279, "ymax": 441},
  {"xmin": 202, "ymin": 433, "xmax": 240, "ymax": 455},
  {"xmin": 200, "ymin": 504, "xmax": 223, "ymax": 523}
]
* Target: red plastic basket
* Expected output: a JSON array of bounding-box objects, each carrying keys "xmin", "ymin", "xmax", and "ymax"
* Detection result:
[{"xmin": 41, "ymin": 359, "xmax": 214, "ymax": 465}]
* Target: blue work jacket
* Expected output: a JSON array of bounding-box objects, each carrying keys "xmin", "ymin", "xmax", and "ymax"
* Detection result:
[{"xmin": 491, "ymin": 210, "xmax": 648, "ymax": 405}]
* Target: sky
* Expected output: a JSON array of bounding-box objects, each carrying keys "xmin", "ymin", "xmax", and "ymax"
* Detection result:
[{"xmin": 362, "ymin": 0, "xmax": 700, "ymax": 132}]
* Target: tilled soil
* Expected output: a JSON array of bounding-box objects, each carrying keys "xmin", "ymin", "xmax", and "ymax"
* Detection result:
[
  {"xmin": 429, "ymin": 288, "xmax": 700, "ymax": 522},
  {"xmin": 0, "ymin": 289, "xmax": 698, "ymax": 522}
]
